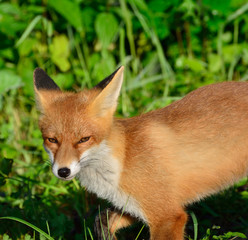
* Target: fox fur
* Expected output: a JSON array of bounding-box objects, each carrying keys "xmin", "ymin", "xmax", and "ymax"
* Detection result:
[{"xmin": 34, "ymin": 66, "xmax": 248, "ymax": 240}]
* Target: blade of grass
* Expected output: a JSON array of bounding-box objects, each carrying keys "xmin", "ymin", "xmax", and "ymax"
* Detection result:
[
  {"xmin": 7, "ymin": 176, "xmax": 69, "ymax": 194},
  {"xmin": 190, "ymin": 212, "xmax": 198, "ymax": 240},
  {"xmin": 106, "ymin": 209, "xmax": 111, "ymax": 240},
  {"xmin": 110, "ymin": 196, "xmax": 130, "ymax": 240},
  {"xmin": 87, "ymin": 227, "xmax": 94, "ymax": 240},
  {"xmin": 15, "ymin": 15, "xmax": 43, "ymax": 47},
  {"xmin": 134, "ymin": 224, "xmax": 145, "ymax": 240},
  {"xmin": 46, "ymin": 221, "xmax": 50, "ymax": 236},
  {"xmin": 130, "ymin": 2, "xmax": 175, "ymax": 98},
  {"xmin": 83, "ymin": 219, "xmax": 87, "ymax": 240},
  {"xmin": 126, "ymin": 75, "xmax": 164, "ymax": 91},
  {"xmin": 226, "ymin": 3, "xmax": 248, "ymax": 24},
  {"xmin": 217, "ymin": 2, "xmax": 248, "ymax": 80},
  {"xmin": 130, "ymin": 53, "xmax": 158, "ymax": 84},
  {"xmin": 233, "ymin": 20, "xmax": 239, "ymax": 44},
  {"xmin": 241, "ymin": 71, "xmax": 248, "ymax": 81},
  {"xmin": 67, "ymin": 25, "xmax": 91, "ymax": 88},
  {"xmin": 200, "ymin": 202, "xmax": 219, "ymax": 217},
  {"xmin": 227, "ymin": 54, "xmax": 242, "ymax": 81},
  {"xmin": 72, "ymin": 178, "xmax": 80, "ymax": 190},
  {"xmin": 217, "ymin": 25, "xmax": 226, "ymax": 80},
  {"xmin": 146, "ymin": 96, "xmax": 182, "ymax": 112},
  {"xmin": 0, "ymin": 217, "xmax": 54, "ymax": 240},
  {"xmin": 119, "ymin": 0, "xmax": 138, "ymax": 73},
  {"xmin": 98, "ymin": 206, "xmax": 106, "ymax": 240},
  {"xmin": 120, "ymin": 26, "xmax": 128, "ymax": 116}
]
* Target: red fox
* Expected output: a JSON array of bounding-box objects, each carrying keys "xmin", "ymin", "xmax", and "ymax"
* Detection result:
[{"xmin": 34, "ymin": 66, "xmax": 248, "ymax": 240}]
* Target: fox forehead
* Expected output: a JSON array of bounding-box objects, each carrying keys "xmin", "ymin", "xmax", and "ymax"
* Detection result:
[
  {"xmin": 39, "ymin": 90, "xmax": 100, "ymax": 139},
  {"xmin": 43, "ymin": 89, "xmax": 98, "ymax": 110}
]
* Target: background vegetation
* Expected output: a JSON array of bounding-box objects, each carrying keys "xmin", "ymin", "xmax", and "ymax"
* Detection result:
[{"xmin": 1, "ymin": 0, "xmax": 248, "ymax": 239}]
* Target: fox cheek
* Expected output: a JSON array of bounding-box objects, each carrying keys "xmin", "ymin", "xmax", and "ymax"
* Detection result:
[{"xmin": 43, "ymin": 144, "xmax": 55, "ymax": 164}]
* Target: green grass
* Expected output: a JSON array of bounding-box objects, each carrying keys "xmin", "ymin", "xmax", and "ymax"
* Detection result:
[{"xmin": 1, "ymin": 0, "xmax": 248, "ymax": 239}]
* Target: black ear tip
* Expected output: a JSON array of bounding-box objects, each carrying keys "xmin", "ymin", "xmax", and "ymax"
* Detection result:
[
  {"xmin": 34, "ymin": 67, "xmax": 44, "ymax": 73},
  {"xmin": 94, "ymin": 66, "xmax": 124, "ymax": 90},
  {"xmin": 33, "ymin": 67, "xmax": 60, "ymax": 91},
  {"xmin": 33, "ymin": 68, "xmax": 45, "ymax": 81},
  {"xmin": 34, "ymin": 67, "xmax": 44, "ymax": 74}
]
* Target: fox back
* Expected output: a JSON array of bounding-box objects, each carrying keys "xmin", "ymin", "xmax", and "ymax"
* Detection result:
[{"xmin": 34, "ymin": 67, "xmax": 248, "ymax": 240}]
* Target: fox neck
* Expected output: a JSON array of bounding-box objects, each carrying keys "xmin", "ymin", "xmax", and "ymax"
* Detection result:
[
  {"xmin": 77, "ymin": 120, "xmax": 125, "ymax": 198},
  {"xmin": 77, "ymin": 120, "xmax": 147, "ymax": 221}
]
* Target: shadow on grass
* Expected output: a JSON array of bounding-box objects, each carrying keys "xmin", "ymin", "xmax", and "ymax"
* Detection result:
[
  {"xmin": 0, "ymin": 181, "xmax": 99, "ymax": 239},
  {"xmin": 187, "ymin": 186, "xmax": 248, "ymax": 239}
]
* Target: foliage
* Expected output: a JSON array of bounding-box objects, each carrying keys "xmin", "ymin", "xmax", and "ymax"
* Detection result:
[{"xmin": 1, "ymin": 0, "xmax": 248, "ymax": 239}]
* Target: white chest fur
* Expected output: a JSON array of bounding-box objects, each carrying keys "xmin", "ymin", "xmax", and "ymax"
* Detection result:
[{"xmin": 77, "ymin": 140, "xmax": 146, "ymax": 222}]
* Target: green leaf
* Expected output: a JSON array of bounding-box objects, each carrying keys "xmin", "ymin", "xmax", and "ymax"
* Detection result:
[
  {"xmin": 49, "ymin": 35, "xmax": 70, "ymax": 72},
  {"xmin": 17, "ymin": 59, "xmax": 35, "ymax": 96},
  {"xmin": 222, "ymin": 44, "xmax": 242, "ymax": 63},
  {"xmin": 0, "ymin": 3, "xmax": 21, "ymax": 15},
  {"xmin": 148, "ymin": 0, "xmax": 179, "ymax": 12},
  {"xmin": 222, "ymin": 32, "xmax": 232, "ymax": 43},
  {"xmin": 186, "ymin": 58, "xmax": 206, "ymax": 72},
  {"xmin": 81, "ymin": 7, "xmax": 97, "ymax": 32},
  {"xmin": 52, "ymin": 73, "xmax": 74, "ymax": 89},
  {"xmin": 0, "ymin": 13, "xmax": 26, "ymax": 38},
  {"xmin": 24, "ymin": 234, "xmax": 32, "ymax": 240},
  {"xmin": 0, "ymin": 48, "xmax": 15, "ymax": 61},
  {"xmin": 0, "ymin": 70, "xmax": 23, "ymax": 94},
  {"xmin": 18, "ymin": 38, "xmax": 38, "ymax": 57},
  {"xmin": 39, "ymin": 233, "xmax": 46, "ymax": 240},
  {"xmin": 223, "ymin": 232, "xmax": 247, "ymax": 238},
  {"xmin": 176, "ymin": 56, "xmax": 206, "ymax": 72},
  {"xmin": 203, "ymin": 0, "xmax": 232, "ymax": 13},
  {"xmin": 92, "ymin": 53, "xmax": 116, "ymax": 82},
  {"xmin": 3, "ymin": 234, "xmax": 11, "ymax": 240},
  {"xmin": 95, "ymin": 13, "xmax": 119, "ymax": 49},
  {"xmin": 242, "ymin": 48, "xmax": 248, "ymax": 65},
  {"xmin": 48, "ymin": 0, "xmax": 82, "ymax": 31},
  {"xmin": 0, "ymin": 158, "xmax": 13, "ymax": 176},
  {"xmin": 179, "ymin": 0, "xmax": 198, "ymax": 19},
  {"xmin": 208, "ymin": 54, "xmax": 222, "ymax": 73},
  {"xmin": 0, "ymin": 158, "xmax": 13, "ymax": 186}
]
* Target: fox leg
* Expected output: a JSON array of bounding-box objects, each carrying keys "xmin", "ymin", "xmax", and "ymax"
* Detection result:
[
  {"xmin": 94, "ymin": 208, "xmax": 135, "ymax": 240},
  {"xmin": 149, "ymin": 208, "xmax": 187, "ymax": 240}
]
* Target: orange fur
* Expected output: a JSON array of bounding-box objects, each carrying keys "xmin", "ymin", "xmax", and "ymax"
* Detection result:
[
  {"xmin": 108, "ymin": 212, "xmax": 135, "ymax": 237},
  {"xmin": 94, "ymin": 209, "xmax": 135, "ymax": 240},
  {"xmin": 34, "ymin": 67, "xmax": 248, "ymax": 240}
]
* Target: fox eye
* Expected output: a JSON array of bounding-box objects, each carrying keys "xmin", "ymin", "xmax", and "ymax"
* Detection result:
[
  {"xmin": 48, "ymin": 138, "xmax": 58, "ymax": 143},
  {"xmin": 78, "ymin": 136, "xmax": 90, "ymax": 144}
]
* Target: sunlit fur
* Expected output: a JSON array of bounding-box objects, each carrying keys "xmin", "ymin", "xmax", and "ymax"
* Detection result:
[
  {"xmin": 78, "ymin": 140, "xmax": 146, "ymax": 221},
  {"xmin": 34, "ymin": 67, "xmax": 248, "ymax": 240}
]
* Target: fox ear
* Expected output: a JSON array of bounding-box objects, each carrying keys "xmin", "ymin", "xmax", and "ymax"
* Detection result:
[
  {"xmin": 91, "ymin": 66, "xmax": 124, "ymax": 117},
  {"xmin": 94, "ymin": 66, "xmax": 122, "ymax": 90},
  {"xmin": 33, "ymin": 68, "xmax": 60, "ymax": 91},
  {"xmin": 33, "ymin": 68, "xmax": 60, "ymax": 111}
]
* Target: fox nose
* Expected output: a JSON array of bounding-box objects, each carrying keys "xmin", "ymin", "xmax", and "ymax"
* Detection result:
[{"xmin": 58, "ymin": 167, "xmax": 71, "ymax": 178}]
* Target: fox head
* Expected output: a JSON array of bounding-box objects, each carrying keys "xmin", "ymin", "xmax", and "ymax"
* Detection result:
[{"xmin": 33, "ymin": 67, "xmax": 124, "ymax": 180}]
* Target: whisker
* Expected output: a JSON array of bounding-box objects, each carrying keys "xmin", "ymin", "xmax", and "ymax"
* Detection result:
[
  {"xmin": 80, "ymin": 158, "xmax": 100, "ymax": 167},
  {"xmin": 79, "ymin": 155, "xmax": 89, "ymax": 162},
  {"xmin": 96, "ymin": 169, "xmax": 113, "ymax": 185},
  {"xmin": 79, "ymin": 157, "xmax": 115, "ymax": 176}
]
